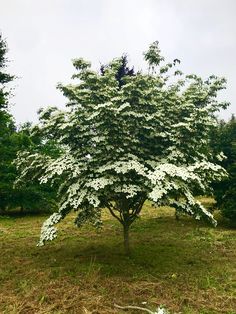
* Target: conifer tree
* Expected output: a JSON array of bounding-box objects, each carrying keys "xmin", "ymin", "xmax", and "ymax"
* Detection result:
[
  {"xmin": 0, "ymin": 33, "xmax": 16, "ymax": 212},
  {"xmin": 0, "ymin": 34, "xmax": 57, "ymax": 214}
]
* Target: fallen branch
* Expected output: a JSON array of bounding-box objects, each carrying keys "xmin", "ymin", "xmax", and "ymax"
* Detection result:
[{"xmin": 114, "ymin": 303, "xmax": 155, "ymax": 314}]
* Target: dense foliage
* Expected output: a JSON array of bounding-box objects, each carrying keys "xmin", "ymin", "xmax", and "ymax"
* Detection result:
[
  {"xmin": 0, "ymin": 35, "xmax": 57, "ymax": 214},
  {"xmin": 16, "ymin": 42, "xmax": 228, "ymax": 253},
  {"xmin": 212, "ymin": 116, "xmax": 236, "ymax": 222},
  {"xmin": 0, "ymin": 33, "xmax": 16, "ymax": 212}
]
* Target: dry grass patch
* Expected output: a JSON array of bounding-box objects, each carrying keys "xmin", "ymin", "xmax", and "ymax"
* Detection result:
[{"xmin": 0, "ymin": 203, "xmax": 235, "ymax": 313}]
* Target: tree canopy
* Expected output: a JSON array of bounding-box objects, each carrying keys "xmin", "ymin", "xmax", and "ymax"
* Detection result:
[{"xmin": 16, "ymin": 42, "xmax": 228, "ymax": 253}]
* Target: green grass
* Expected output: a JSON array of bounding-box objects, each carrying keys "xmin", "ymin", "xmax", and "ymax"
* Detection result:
[{"xmin": 0, "ymin": 200, "xmax": 235, "ymax": 314}]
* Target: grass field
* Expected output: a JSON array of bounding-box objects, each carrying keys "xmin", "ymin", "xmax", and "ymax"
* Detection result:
[{"xmin": 0, "ymin": 199, "xmax": 235, "ymax": 314}]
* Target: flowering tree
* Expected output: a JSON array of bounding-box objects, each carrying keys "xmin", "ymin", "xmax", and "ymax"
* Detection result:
[{"xmin": 16, "ymin": 42, "xmax": 228, "ymax": 254}]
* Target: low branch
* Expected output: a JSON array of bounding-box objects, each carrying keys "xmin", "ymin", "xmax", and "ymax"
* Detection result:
[
  {"xmin": 114, "ymin": 303, "xmax": 155, "ymax": 314},
  {"xmin": 106, "ymin": 203, "xmax": 123, "ymax": 223},
  {"xmin": 130, "ymin": 198, "xmax": 146, "ymax": 221}
]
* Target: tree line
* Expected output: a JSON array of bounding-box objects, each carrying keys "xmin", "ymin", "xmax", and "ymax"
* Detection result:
[{"xmin": 0, "ymin": 34, "xmax": 57, "ymax": 214}]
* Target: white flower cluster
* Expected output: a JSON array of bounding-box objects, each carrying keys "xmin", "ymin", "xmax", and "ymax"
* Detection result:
[
  {"xmin": 148, "ymin": 163, "xmax": 197, "ymax": 185},
  {"xmin": 99, "ymin": 160, "xmax": 148, "ymax": 177},
  {"xmin": 87, "ymin": 194, "xmax": 100, "ymax": 207},
  {"xmin": 149, "ymin": 181, "xmax": 178, "ymax": 203},
  {"xmin": 37, "ymin": 213, "xmax": 62, "ymax": 246},
  {"xmin": 40, "ymin": 154, "xmax": 80, "ymax": 184},
  {"xmin": 216, "ymin": 151, "xmax": 226, "ymax": 162},
  {"xmin": 85, "ymin": 177, "xmax": 113, "ymax": 190},
  {"xmin": 115, "ymin": 184, "xmax": 141, "ymax": 198}
]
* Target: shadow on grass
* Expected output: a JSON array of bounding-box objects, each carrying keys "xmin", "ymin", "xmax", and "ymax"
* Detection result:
[
  {"xmin": 26, "ymin": 216, "xmax": 230, "ymax": 281},
  {"xmin": 0, "ymin": 210, "xmax": 235, "ymax": 313}
]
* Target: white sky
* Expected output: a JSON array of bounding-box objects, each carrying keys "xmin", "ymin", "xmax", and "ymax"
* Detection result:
[{"xmin": 1, "ymin": 0, "xmax": 236, "ymax": 124}]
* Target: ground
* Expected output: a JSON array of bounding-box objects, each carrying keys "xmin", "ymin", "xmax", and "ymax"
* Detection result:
[{"xmin": 0, "ymin": 198, "xmax": 235, "ymax": 314}]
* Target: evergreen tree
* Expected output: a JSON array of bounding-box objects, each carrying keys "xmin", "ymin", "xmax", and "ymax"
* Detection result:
[
  {"xmin": 0, "ymin": 34, "xmax": 58, "ymax": 214},
  {"xmin": 0, "ymin": 33, "xmax": 14, "ymax": 110},
  {"xmin": 0, "ymin": 33, "xmax": 16, "ymax": 212},
  {"xmin": 213, "ymin": 116, "xmax": 236, "ymax": 223}
]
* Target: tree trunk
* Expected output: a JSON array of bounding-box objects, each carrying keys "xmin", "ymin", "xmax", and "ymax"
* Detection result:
[
  {"xmin": 107, "ymin": 196, "xmax": 146, "ymax": 255},
  {"xmin": 175, "ymin": 210, "xmax": 180, "ymax": 220},
  {"xmin": 123, "ymin": 223, "xmax": 130, "ymax": 256},
  {"xmin": 0, "ymin": 206, "xmax": 6, "ymax": 215}
]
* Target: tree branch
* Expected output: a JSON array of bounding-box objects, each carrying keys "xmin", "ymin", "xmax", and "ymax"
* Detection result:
[
  {"xmin": 106, "ymin": 202, "xmax": 123, "ymax": 223},
  {"xmin": 114, "ymin": 303, "xmax": 155, "ymax": 314},
  {"xmin": 130, "ymin": 197, "xmax": 146, "ymax": 222}
]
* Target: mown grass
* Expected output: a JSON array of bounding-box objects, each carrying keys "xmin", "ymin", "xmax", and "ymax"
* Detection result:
[{"xmin": 0, "ymin": 199, "xmax": 235, "ymax": 314}]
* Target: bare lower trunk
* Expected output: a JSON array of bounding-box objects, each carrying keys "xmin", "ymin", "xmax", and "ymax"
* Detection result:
[
  {"xmin": 123, "ymin": 224, "xmax": 130, "ymax": 256},
  {"xmin": 106, "ymin": 196, "xmax": 146, "ymax": 255}
]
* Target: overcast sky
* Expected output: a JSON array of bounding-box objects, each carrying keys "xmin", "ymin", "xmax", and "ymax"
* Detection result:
[{"xmin": 1, "ymin": 0, "xmax": 236, "ymax": 124}]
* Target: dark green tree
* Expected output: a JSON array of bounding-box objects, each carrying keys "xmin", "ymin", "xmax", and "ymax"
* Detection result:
[
  {"xmin": 12, "ymin": 123, "xmax": 59, "ymax": 213},
  {"xmin": 0, "ymin": 33, "xmax": 16, "ymax": 212},
  {"xmin": 0, "ymin": 34, "xmax": 58, "ymax": 214},
  {"xmin": 0, "ymin": 33, "xmax": 14, "ymax": 110},
  {"xmin": 213, "ymin": 115, "xmax": 236, "ymax": 223}
]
